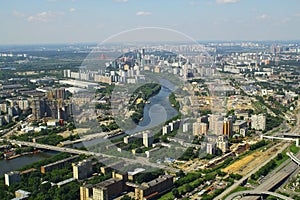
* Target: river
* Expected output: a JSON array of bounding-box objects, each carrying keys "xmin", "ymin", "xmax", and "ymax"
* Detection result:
[
  {"xmin": 76, "ymin": 79, "xmax": 178, "ymax": 148},
  {"xmin": 0, "ymin": 151, "xmax": 57, "ymax": 176},
  {"xmin": 0, "ymin": 79, "xmax": 178, "ymax": 174}
]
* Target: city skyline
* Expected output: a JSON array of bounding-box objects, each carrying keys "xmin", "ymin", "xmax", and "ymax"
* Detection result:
[{"xmin": 1, "ymin": 0, "xmax": 300, "ymax": 45}]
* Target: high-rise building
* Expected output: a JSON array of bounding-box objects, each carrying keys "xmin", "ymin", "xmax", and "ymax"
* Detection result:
[
  {"xmin": 47, "ymin": 88, "xmax": 66, "ymax": 100},
  {"xmin": 162, "ymin": 125, "xmax": 171, "ymax": 135},
  {"xmin": 209, "ymin": 115, "xmax": 224, "ymax": 135},
  {"xmin": 193, "ymin": 122, "xmax": 208, "ymax": 136},
  {"xmin": 233, "ymin": 120, "xmax": 248, "ymax": 133},
  {"xmin": 30, "ymin": 96, "xmax": 70, "ymax": 121},
  {"xmin": 217, "ymin": 135, "xmax": 228, "ymax": 153},
  {"xmin": 5, "ymin": 171, "xmax": 21, "ymax": 186},
  {"xmin": 251, "ymin": 114, "xmax": 266, "ymax": 131},
  {"xmin": 73, "ymin": 160, "xmax": 93, "ymax": 180},
  {"xmin": 206, "ymin": 143, "xmax": 216, "ymax": 155},
  {"xmin": 182, "ymin": 123, "xmax": 190, "ymax": 133},
  {"xmin": 143, "ymin": 131, "xmax": 154, "ymax": 147},
  {"xmin": 63, "ymin": 69, "xmax": 71, "ymax": 78},
  {"xmin": 30, "ymin": 98, "xmax": 46, "ymax": 121},
  {"xmin": 80, "ymin": 178, "xmax": 126, "ymax": 200},
  {"xmin": 223, "ymin": 118, "xmax": 233, "ymax": 137},
  {"xmin": 0, "ymin": 103, "xmax": 8, "ymax": 113},
  {"xmin": 80, "ymin": 184, "xmax": 93, "ymax": 200}
]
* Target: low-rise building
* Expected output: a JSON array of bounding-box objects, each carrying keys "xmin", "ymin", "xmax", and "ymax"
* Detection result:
[
  {"xmin": 135, "ymin": 175, "xmax": 174, "ymax": 200},
  {"xmin": 12, "ymin": 189, "xmax": 31, "ymax": 200},
  {"xmin": 40, "ymin": 155, "xmax": 79, "ymax": 174}
]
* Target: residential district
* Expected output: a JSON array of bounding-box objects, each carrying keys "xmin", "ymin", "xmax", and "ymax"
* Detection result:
[{"xmin": 0, "ymin": 41, "xmax": 300, "ymax": 200}]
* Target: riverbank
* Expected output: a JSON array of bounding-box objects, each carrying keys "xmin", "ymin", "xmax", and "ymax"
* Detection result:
[
  {"xmin": 4, "ymin": 150, "xmax": 42, "ymax": 160},
  {"xmin": 129, "ymin": 83, "xmax": 161, "ymax": 124},
  {"xmin": 0, "ymin": 150, "xmax": 57, "ymax": 176}
]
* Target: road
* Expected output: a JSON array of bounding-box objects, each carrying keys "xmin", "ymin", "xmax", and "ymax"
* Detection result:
[
  {"xmin": 225, "ymin": 190, "xmax": 294, "ymax": 200},
  {"xmin": 59, "ymin": 129, "xmax": 122, "ymax": 146},
  {"xmin": 239, "ymin": 151, "xmax": 300, "ymax": 200},
  {"xmin": 216, "ymin": 107, "xmax": 300, "ymax": 200},
  {"xmin": 7, "ymin": 139, "xmax": 178, "ymax": 173},
  {"xmin": 214, "ymin": 142, "xmax": 290, "ymax": 200},
  {"xmin": 1, "ymin": 114, "xmax": 32, "ymax": 138}
]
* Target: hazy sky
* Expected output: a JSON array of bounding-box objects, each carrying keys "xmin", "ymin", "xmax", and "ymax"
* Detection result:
[{"xmin": 1, "ymin": 0, "xmax": 300, "ymax": 44}]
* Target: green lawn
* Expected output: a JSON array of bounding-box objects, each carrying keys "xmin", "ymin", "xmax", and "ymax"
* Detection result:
[{"xmin": 290, "ymin": 143, "xmax": 300, "ymax": 154}]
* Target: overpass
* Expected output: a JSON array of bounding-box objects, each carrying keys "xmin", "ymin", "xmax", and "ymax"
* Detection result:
[
  {"xmin": 225, "ymin": 190, "xmax": 293, "ymax": 200},
  {"xmin": 261, "ymin": 135, "xmax": 299, "ymax": 146},
  {"xmin": 8, "ymin": 139, "xmax": 178, "ymax": 173},
  {"xmin": 240, "ymin": 151, "xmax": 300, "ymax": 200},
  {"xmin": 214, "ymin": 143, "xmax": 290, "ymax": 200},
  {"xmin": 286, "ymin": 152, "xmax": 300, "ymax": 165}
]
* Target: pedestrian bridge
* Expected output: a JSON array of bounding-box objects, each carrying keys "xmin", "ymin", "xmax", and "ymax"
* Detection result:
[{"xmin": 261, "ymin": 135, "xmax": 299, "ymax": 146}]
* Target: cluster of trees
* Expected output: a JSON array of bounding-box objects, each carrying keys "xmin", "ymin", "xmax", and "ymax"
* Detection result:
[
  {"xmin": 174, "ymin": 172, "xmax": 202, "ymax": 187},
  {"xmin": 172, "ymin": 171, "xmax": 219, "ymax": 199},
  {"xmin": 117, "ymin": 137, "xmax": 143, "ymax": 151},
  {"xmin": 129, "ymin": 83, "xmax": 161, "ymax": 124},
  {"xmin": 178, "ymin": 147, "xmax": 199, "ymax": 161},
  {"xmin": 251, "ymin": 160, "xmax": 276, "ymax": 181},
  {"xmin": 251, "ymin": 153, "xmax": 284, "ymax": 181},
  {"xmin": 169, "ymin": 93, "xmax": 180, "ymax": 111},
  {"xmin": 249, "ymin": 140, "xmax": 267, "ymax": 151},
  {"xmin": 11, "ymin": 126, "xmax": 68, "ymax": 146},
  {"xmin": 135, "ymin": 169, "xmax": 164, "ymax": 184},
  {"xmin": 255, "ymin": 95, "xmax": 288, "ymax": 117},
  {"xmin": 200, "ymin": 109, "xmax": 212, "ymax": 116},
  {"xmin": 14, "ymin": 146, "xmax": 34, "ymax": 154},
  {"xmin": 0, "ymin": 152, "xmax": 83, "ymax": 200},
  {"xmin": 266, "ymin": 114, "xmax": 284, "ymax": 131},
  {"xmin": 100, "ymin": 121, "xmax": 119, "ymax": 132},
  {"xmin": 192, "ymin": 135, "xmax": 205, "ymax": 145},
  {"xmin": 96, "ymin": 83, "xmax": 115, "ymax": 96},
  {"xmin": 229, "ymin": 173, "xmax": 242, "ymax": 180}
]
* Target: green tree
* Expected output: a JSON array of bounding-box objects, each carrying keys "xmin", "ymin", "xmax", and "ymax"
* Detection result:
[{"xmin": 172, "ymin": 188, "xmax": 180, "ymax": 198}]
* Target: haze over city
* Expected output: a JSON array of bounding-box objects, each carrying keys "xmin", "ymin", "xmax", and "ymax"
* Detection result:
[{"xmin": 1, "ymin": 0, "xmax": 300, "ymax": 44}]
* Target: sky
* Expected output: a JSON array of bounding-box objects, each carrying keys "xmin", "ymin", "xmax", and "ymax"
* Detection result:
[{"xmin": 1, "ymin": 0, "xmax": 300, "ymax": 45}]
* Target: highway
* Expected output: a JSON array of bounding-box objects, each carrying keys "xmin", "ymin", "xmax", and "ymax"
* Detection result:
[
  {"xmin": 214, "ymin": 142, "xmax": 290, "ymax": 200},
  {"xmin": 225, "ymin": 190, "xmax": 294, "ymax": 200},
  {"xmin": 228, "ymin": 151, "xmax": 300, "ymax": 200},
  {"xmin": 216, "ymin": 109, "xmax": 300, "ymax": 200}
]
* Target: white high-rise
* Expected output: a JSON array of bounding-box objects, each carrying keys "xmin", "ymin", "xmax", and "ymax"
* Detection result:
[{"xmin": 251, "ymin": 114, "xmax": 266, "ymax": 131}]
